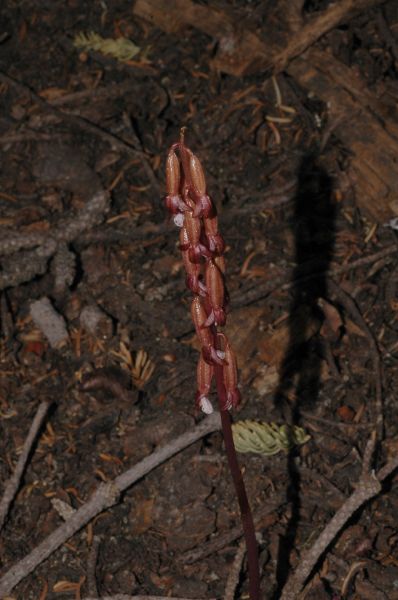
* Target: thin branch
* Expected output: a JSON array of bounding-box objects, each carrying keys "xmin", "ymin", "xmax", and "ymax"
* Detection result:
[
  {"xmin": 86, "ymin": 536, "xmax": 101, "ymax": 598},
  {"xmin": 327, "ymin": 278, "xmax": 384, "ymax": 438},
  {"xmin": 133, "ymin": 0, "xmax": 386, "ymax": 76},
  {"xmin": 0, "ymin": 413, "xmax": 221, "ymax": 596},
  {"xmin": 0, "ymin": 401, "xmax": 51, "ymax": 532},
  {"xmin": 223, "ymin": 537, "xmax": 247, "ymax": 600},
  {"xmin": 232, "ymin": 244, "xmax": 398, "ymax": 309},
  {"xmin": 272, "ymin": 0, "xmax": 388, "ymax": 72},
  {"xmin": 280, "ymin": 437, "xmax": 398, "ymax": 599},
  {"xmin": 182, "ymin": 493, "xmax": 285, "ymax": 564},
  {"xmin": 0, "ymin": 70, "xmax": 159, "ymax": 195}
]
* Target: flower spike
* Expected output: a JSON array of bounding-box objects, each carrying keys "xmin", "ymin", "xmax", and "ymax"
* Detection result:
[{"xmin": 164, "ymin": 132, "xmax": 259, "ymax": 600}]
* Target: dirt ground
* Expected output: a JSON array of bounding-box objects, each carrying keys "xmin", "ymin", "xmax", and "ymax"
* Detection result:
[{"xmin": 1, "ymin": 1, "xmax": 398, "ymax": 599}]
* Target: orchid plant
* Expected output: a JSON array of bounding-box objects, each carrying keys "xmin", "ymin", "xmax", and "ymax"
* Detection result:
[{"xmin": 165, "ymin": 130, "xmax": 260, "ymax": 600}]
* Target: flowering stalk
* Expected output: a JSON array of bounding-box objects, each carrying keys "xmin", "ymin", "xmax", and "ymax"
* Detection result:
[{"xmin": 165, "ymin": 130, "xmax": 260, "ymax": 600}]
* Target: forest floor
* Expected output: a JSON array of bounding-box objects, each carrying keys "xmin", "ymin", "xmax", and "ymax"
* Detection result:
[{"xmin": 1, "ymin": 1, "xmax": 398, "ymax": 599}]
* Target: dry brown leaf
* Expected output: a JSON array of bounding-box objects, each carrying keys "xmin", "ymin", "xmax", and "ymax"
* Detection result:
[
  {"xmin": 258, "ymin": 305, "xmax": 321, "ymax": 368},
  {"xmin": 318, "ymin": 297, "xmax": 343, "ymax": 341},
  {"xmin": 39, "ymin": 87, "xmax": 69, "ymax": 101},
  {"xmin": 131, "ymin": 498, "xmax": 155, "ymax": 535},
  {"xmin": 345, "ymin": 318, "xmax": 367, "ymax": 338},
  {"xmin": 53, "ymin": 578, "xmax": 84, "ymax": 592},
  {"xmin": 251, "ymin": 364, "xmax": 280, "ymax": 396}
]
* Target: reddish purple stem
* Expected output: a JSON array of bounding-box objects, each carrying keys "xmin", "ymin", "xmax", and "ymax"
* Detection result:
[{"xmin": 214, "ymin": 364, "xmax": 260, "ymax": 600}]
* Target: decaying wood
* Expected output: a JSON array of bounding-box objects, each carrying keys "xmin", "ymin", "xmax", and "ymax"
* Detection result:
[
  {"xmin": 287, "ymin": 48, "xmax": 398, "ymax": 222},
  {"xmin": 133, "ymin": 0, "xmax": 387, "ymax": 75},
  {"xmin": 133, "ymin": 0, "xmax": 398, "ymax": 221},
  {"xmin": 271, "ymin": 0, "xmax": 388, "ymax": 73},
  {"xmin": 133, "ymin": 0, "xmax": 268, "ymax": 76}
]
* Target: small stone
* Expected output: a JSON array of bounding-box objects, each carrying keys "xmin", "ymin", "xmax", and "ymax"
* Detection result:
[
  {"xmin": 30, "ymin": 297, "xmax": 69, "ymax": 348},
  {"xmin": 80, "ymin": 304, "xmax": 113, "ymax": 338}
]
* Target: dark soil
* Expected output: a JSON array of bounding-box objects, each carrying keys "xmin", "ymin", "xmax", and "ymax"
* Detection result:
[{"xmin": 1, "ymin": 1, "xmax": 398, "ymax": 599}]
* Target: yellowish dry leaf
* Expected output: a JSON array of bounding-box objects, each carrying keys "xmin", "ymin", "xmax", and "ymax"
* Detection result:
[{"xmin": 73, "ymin": 31, "xmax": 140, "ymax": 62}]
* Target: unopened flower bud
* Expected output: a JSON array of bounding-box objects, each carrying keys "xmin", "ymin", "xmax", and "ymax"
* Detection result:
[
  {"xmin": 204, "ymin": 215, "xmax": 225, "ymax": 255},
  {"xmin": 180, "ymin": 229, "xmax": 206, "ymax": 295},
  {"xmin": 221, "ymin": 335, "xmax": 240, "ymax": 410},
  {"xmin": 205, "ymin": 260, "xmax": 226, "ymax": 326},
  {"xmin": 180, "ymin": 211, "xmax": 212, "ymax": 263},
  {"xmin": 189, "ymin": 153, "xmax": 206, "ymax": 196},
  {"xmin": 166, "ymin": 151, "xmax": 180, "ymax": 195},
  {"xmin": 195, "ymin": 355, "xmax": 214, "ymax": 413},
  {"xmin": 184, "ymin": 210, "xmax": 202, "ymax": 246},
  {"xmin": 191, "ymin": 297, "xmax": 224, "ymax": 365},
  {"xmin": 191, "ymin": 297, "xmax": 212, "ymax": 345}
]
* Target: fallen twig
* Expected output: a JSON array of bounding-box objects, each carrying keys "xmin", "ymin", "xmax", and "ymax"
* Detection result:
[
  {"xmin": 280, "ymin": 434, "xmax": 398, "ymax": 599},
  {"xmin": 86, "ymin": 536, "xmax": 101, "ymax": 598},
  {"xmin": 232, "ymin": 244, "xmax": 398, "ymax": 309},
  {"xmin": 0, "ymin": 189, "xmax": 110, "ymax": 290},
  {"xmin": 182, "ymin": 493, "xmax": 285, "ymax": 564},
  {"xmin": 0, "ymin": 401, "xmax": 51, "ymax": 532},
  {"xmin": 271, "ymin": 0, "xmax": 388, "ymax": 72},
  {"xmin": 223, "ymin": 537, "xmax": 247, "ymax": 600},
  {"xmin": 0, "ymin": 70, "xmax": 159, "ymax": 194},
  {"xmin": 134, "ymin": 0, "xmax": 386, "ymax": 76},
  {"xmin": 0, "ymin": 412, "xmax": 221, "ymax": 596},
  {"xmin": 327, "ymin": 278, "xmax": 384, "ymax": 438}
]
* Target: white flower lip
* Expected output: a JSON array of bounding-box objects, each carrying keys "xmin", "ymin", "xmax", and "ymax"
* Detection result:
[
  {"xmin": 173, "ymin": 213, "xmax": 185, "ymax": 227},
  {"xmin": 199, "ymin": 396, "xmax": 214, "ymax": 414}
]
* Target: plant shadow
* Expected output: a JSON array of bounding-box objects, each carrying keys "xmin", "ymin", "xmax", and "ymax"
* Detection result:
[{"xmin": 271, "ymin": 151, "xmax": 336, "ymax": 597}]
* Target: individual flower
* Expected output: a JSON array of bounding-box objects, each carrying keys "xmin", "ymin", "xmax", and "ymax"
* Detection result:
[
  {"xmin": 188, "ymin": 152, "xmax": 214, "ymax": 218},
  {"xmin": 164, "ymin": 150, "xmax": 190, "ymax": 222},
  {"xmin": 195, "ymin": 354, "xmax": 214, "ymax": 414},
  {"xmin": 180, "ymin": 209, "xmax": 211, "ymax": 263},
  {"xmin": 180, "ymin": 227, "xmax": 206, "ymax": 296},
  {"xmin": 203, "ymin": 214, "xmax": 225, "ymax": 255},
  {"xmin": 204, "ymin": 259, "xmax": 226, "ymax": 326},
  {"xmin": 219, "ymin": 334, "xmax": 241, "ymax": 410},
  {"xmin": 191, "ymin": 297, "xmax": 225, "ymax": 365}
]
